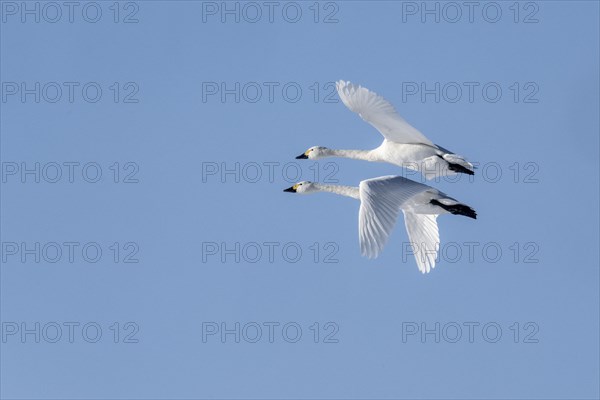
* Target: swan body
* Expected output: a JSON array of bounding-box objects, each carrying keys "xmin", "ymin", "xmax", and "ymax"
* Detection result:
[
  {"xmin": 297, "ymin": 81, "xmax": 474, "ymax": 180},
  {"xmin": 284, "ymin": 175, "xmax": 476, "ymax": 273}
]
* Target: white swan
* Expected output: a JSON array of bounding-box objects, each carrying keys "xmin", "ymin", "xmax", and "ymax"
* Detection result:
[
  {"xmin": 284, "ymin": 175, "xmax": 476, "ymax": 273},
  {"xmin": 296, "ymin": 80, "xmax": 474, "ymax": 180}
]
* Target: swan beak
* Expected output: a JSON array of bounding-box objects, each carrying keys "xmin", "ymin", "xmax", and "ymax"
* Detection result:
[
  {"xmin": 283, "ymin": 185, "xmax": 297, "ymax": 193},
  {"xmin": 295, "ymin": 153, "xmax": 308, "ymax": 159}
]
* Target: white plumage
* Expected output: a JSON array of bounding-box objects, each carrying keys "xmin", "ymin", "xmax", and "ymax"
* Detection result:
[
  {"xmin": 284, "ymin": 175, "xmax": 476, "ymax": 273},
  {"xmin": 296, "ymin": 80, "xmax": 474, "ymax": 180}
]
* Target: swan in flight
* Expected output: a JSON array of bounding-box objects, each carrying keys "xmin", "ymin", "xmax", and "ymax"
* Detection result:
[
  {"xmin": 296, "ymin": 80, "xmax": 474, "ymax": 180},
  {"xmin": 284, "ymin": 175, "xmax": 476, "ymax": 273}
]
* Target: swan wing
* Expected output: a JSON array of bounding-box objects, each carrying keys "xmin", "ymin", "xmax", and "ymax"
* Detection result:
[
  {"xmin": 358, "ymin": 176, "xmax": 432, "ymax": 259},
  {"xmin": 336, "ymin": 80, "xmax": 434, "ymax": 146},
  {"xmin": 403, "ymin": 212, "xmax": 439, "ymax": 273}
]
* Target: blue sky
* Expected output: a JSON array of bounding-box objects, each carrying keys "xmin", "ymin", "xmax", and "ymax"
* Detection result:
[{"xmin": 1, "ymin": 1, "xmax": 599, "ymax": 399}]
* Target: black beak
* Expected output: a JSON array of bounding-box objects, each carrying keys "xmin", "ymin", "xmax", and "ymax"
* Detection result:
[
  {"xmin": 283, "ymin": 186, "xmax": 296, "ymax": 193},
  {"xmin": 295, "ymin": 153, "xmax": 308, "ymax": 159}
]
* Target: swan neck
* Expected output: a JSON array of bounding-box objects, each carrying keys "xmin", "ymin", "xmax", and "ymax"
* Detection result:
[
  {"xmin": 330, "ymin": 149, "xmax": 374, "ymax": 161},
  {"xmin": 314, "ymin": 184, "xmax": 360, "ymax": 200}
]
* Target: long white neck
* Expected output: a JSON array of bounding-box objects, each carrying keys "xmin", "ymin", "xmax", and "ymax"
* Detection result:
[
  {"xmin": 327, "ymin": 149, "xmax": 377, "ymax": 162},
  {"xmin": 313, "ymin": 183, "xmax": 360, "ymax": 200}
]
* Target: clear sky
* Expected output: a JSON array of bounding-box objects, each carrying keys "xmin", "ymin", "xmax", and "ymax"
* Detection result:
[{"xmin": 1, "ymin": 1, "xmax": 599, "ymax": 399}]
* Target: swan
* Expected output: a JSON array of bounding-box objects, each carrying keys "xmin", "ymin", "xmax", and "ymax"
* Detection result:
[
  {"xmin": 284, "ymin": 175, "xmax": 476, "ymax": 273},
  {"xmin": 296, "ymin": 80, "xmax": 474, "ymax": 180}
]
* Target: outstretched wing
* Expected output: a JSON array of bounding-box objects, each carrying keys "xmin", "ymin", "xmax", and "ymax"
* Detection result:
[
  {"xmin": 403, "ymin": 212, "xmax": 439, "ymax": 273},
  {"xmin": 337, "ymin": 80, "xmax": 434, "ymax": 146},
  {"xmin": 358, "ymin": 176, "xmax": 432, "ymax": 259}
]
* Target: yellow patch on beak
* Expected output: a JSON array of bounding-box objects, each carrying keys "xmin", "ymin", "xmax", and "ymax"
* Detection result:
[
  {"xmin": 292, "ymin": 184, "xmax": 300, "ymax": 190},
  {"xmin": 304, "ymin": 150, "xmax": 311, "ymax": 156}
]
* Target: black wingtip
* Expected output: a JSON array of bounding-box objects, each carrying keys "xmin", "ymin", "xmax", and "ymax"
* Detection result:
[
  {"xmin": 448, "ymin": 163, "xmax": 474, "ymax": 175},
  {"xmin": 431, "ymin": 199, "xmax": 477, "ymax": 219},
  {"xmin": 464, "ymin": 208, "xmax": 477, "ymax": 219}
]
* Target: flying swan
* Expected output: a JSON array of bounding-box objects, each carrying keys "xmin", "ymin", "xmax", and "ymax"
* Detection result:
[
  {"xmin": 296, "ymin": 80, "xmax": 474, "ymax": 180},
  {"xmin": 284, "ymin": 175, "xmax": 476, "ymax": 273}
]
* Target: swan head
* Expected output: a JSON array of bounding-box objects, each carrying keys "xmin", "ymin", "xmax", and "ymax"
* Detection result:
[
  {"xmin": 296, "ymin": 146, "xmax": 329, "ymax": 160},
  {"xmin": 283, "ymin": 181, "xmax": 318, "ymax": 194}
]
